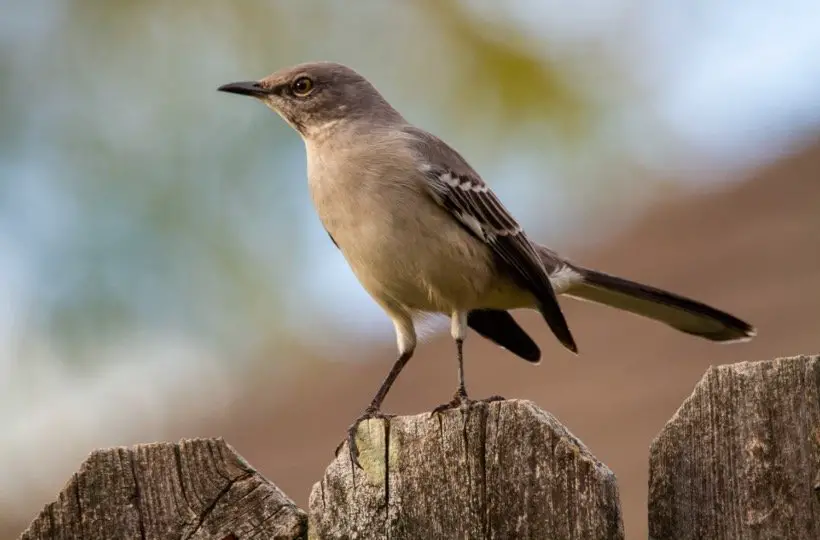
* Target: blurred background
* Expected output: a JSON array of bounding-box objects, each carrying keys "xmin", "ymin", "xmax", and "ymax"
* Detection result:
[{"xmin": 2, "ymin": 0, "xmax": 819, "ymax": 537}]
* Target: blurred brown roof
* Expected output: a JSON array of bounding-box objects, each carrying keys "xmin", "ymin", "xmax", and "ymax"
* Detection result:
[{"xmin": 8, "ymin": 140, "xmax": 819, "ymax": 538}]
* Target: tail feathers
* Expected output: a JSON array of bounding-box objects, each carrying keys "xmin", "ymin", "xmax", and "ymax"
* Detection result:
[
  {"xmin": 468, "ymin": 309, "xmax": 541, "ymax": 363},
  {"xmin": 566, "ymin": 265, "xmax": 756, "ymax": 343}
]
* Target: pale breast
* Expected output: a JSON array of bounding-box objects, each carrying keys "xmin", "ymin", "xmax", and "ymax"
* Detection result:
[{"xmin": 305, "ymin": 137, "xmax": 507, "ymax": 313}]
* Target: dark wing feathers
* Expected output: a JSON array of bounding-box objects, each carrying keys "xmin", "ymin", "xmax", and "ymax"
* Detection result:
[{"xmin": 408, "ymin": 127, "xmax": 577, "ymax": 354}]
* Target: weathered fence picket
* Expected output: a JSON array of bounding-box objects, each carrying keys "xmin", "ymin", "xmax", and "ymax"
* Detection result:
[{"xmin": 19, "ymin": 355, "xmax": 819, "ymax": 540}]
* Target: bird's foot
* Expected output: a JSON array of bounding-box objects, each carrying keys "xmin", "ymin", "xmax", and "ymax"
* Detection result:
[
  {"xmin": 334, "ymin": 406, "xmax": 394, "ymax": 469},
  {"xmin": 430, "ymin": 390, "xmax": 506, "ymax": 416}
]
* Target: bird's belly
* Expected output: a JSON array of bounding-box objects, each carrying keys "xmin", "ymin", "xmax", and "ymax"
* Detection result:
[{"xmin": 328, "ymin": 203, "xmax": 527, "ymax": 313}]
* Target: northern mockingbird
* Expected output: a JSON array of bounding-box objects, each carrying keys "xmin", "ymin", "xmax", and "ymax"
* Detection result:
[{"xmin": 219, "ymin": 61, "xmax": 755, "ymax": 466}]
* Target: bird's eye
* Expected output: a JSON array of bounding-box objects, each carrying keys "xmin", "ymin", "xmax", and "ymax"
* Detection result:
[{"xmin": 291, "ymin": 76, "xmax": 314, "ymax": 97}]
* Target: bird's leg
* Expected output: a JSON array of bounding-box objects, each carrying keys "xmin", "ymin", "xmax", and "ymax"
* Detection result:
[
  {"xmin": 432, "ymin": 311, "xmax": 505, "ymax": 416},
  {"xmin": 336, "ymin": 315, "xmax": 416, "ymax": 468},
  {"xmin": 336, "ymin": 349, "xmax": 413, "ymax": 467},
  {"xmin": 455, "ymin": 336, "xmax": 468, "ymax": 401},
  {"xmin": 431, "ymin": 337, "xmax": 473, "ymax": 414}
]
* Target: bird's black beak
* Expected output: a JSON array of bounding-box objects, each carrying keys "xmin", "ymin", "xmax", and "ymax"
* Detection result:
[{"xmin": 217, "ymin": 81, "xmax": 268, "ymax": 97}]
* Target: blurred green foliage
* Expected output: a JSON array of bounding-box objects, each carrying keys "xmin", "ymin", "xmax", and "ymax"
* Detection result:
[{"xmin": 419, "ymin": 0, "xmax": 589, "ymax": 138}]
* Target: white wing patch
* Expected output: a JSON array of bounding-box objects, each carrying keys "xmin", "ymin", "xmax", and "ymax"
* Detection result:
[
  {"xmin": 439, "ymin": 171, "xmax": 489, "ymax": 193},
  {"xmin": 421, "ymin": 164, "xmax": 520, "ymax": 242},
  {"xmin": 457, "ymin": 212, "xmax": 489, "ymax": 240}
]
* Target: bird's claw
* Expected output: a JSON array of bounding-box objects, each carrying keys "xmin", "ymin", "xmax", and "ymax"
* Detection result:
[
  {"xmin": 334, "ymin": 407, "xmax": 394, "ymax": 469},
  {"xmin": 431, "ymin": 395, "xmax": 469, "ymax": 416},
  {"xmin": 431, "ymin": 392, "xmax": 506, "ymax": 416}
]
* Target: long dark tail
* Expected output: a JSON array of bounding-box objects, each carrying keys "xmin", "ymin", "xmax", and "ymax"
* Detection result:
[{"xmin": 563, "ymin": 264, "xmax": 756, "ymax": 342}]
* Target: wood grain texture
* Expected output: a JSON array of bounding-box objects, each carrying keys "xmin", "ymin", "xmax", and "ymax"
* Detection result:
[
  {"xmin": 649, "ymin": 354, "xmax": 820, "ymax": 540},
  {"xmin": 20, "ymin": 437, "xmax": 307, "ymax": 540},
  {"xmin": 309, "ymin": 399, "xmax": 623, "ymax": 539}
]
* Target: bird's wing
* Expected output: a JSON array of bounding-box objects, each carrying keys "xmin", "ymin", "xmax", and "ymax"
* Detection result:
[{"xmin": 405, "ymin": 127, "xmax": 577, "ymax": 353}]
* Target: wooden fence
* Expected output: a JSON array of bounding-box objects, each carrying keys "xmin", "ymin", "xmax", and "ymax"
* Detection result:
[{"xmin": 19, "ymin": 354, "xmax": 819, "ymax": 539}]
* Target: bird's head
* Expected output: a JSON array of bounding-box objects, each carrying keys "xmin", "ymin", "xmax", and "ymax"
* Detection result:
[{"xmin": 218, "ymin": 61, "xmax": 403, "ymax": 138}]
